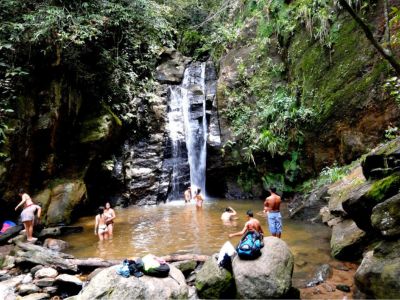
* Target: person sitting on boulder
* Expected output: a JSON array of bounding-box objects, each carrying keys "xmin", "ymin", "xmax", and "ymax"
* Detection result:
[{"xmin": 228, "ymin": 210, "xmax": 264, "ymax": 238}]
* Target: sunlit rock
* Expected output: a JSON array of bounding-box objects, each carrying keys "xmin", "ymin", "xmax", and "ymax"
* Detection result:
[
  {"xmin": 75, "ymin": 265, "xmax": 188, "ymax": 300},
  {"xmin": 232, "ymin": 237, "xmax": 294, "ymax": 299}
]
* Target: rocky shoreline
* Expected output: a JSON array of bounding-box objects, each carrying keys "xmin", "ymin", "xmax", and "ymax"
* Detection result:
[{"xmin": 0, "ymin": 231, "xmax": 297, "ymax": 300}]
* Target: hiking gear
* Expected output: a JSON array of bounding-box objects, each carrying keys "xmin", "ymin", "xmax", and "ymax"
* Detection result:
[
  {"xmin": 142, "ymin": 254, "xmax": 170, "ymax": 277},
  {"xmin": 236, "ymin": 231, "xmax": 264, "ymax": 260}
]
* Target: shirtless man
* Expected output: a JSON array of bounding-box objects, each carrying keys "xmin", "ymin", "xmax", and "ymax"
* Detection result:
[
  {"xmin": 15, "ymin": 189, "xmax": 41, "ymax": 242},
  {"xmin": 184, "ymin": 187, "xmax": 192, "ymax": 203},
  {"xmin": 221, "ymin": 206, "xmax": 237, "ymax": 222},
  {"xmin": 264, "ymin": 187, "xmax": 282, "ymax": 238},
  {"xmin": 228, "ymin": 210, "xmax": 264, "ymax": 238}
]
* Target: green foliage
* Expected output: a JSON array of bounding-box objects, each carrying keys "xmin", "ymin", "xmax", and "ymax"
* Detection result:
[
  {"xmin": 384, "ymin": 125, "xmax": 399, "ymax": 141},
  {"xmin": 384, "ymin": 76, "xmax": 400, "ymax": 105},
  {"xmin": 0, "ymin": 0, "xmax": 174, "ymax": 130},
  {"xmin": 314, "ymin": 162, "xmax": 350, "ymax": 187}
]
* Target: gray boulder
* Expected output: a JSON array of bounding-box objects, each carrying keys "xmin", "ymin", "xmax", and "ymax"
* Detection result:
[
  {"xmin": 43, "ymin": 238, "xmax": 69, "ymax": 252},
  {"xmin": 18, "ymin": 283, "xmax": 41, "ymax": 295},
  {"xmin": 155, "ymin": 48, "xmax": 191, "ymax": 84},
  {"xmin": 232, "ymin": 237, "xmax": 294, "ymax": 299},
  {"xmin": 330, "ymin": 219, "xmax": 366, "ymax": 260},
  {"xmin": 0, "ymin": 275, "xmax": 24, "ymax": 300},
  {"xmin": 361, "ymin": 137, "xmax": 400, "ymax": 179},
  {"xmin": 75, "ymin": 264, "xmax": 188, "ymax": 299},
  {"xmin": 342, "ymin": 173, "xmax": 400, "ymax": 231},
  {"xmin": 35, "ymin": 267, "xmax": 58, "ymax": 279},
  {"xmin": 371, "ymin": 193, "xmax": 400, "ymax": 237},
  {"xmin": 14, "ymin": 242, "xmax": 77, "ymax": 273},
  {"xmin": 355, "ymin": 239, "xmax": 400, "ymax": 299},
  {"xmin": 195, "ymin": 254, "xmax": 234, "ymax": 299},
  {"xmin": 19, "ymin": 293, "xmax": 50, "ymax": 300}
]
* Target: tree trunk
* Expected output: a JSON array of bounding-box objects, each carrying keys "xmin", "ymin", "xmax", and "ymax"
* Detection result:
[{"xmin": 338, "ymin": 0, "xmax": 400, "ymax": 76}]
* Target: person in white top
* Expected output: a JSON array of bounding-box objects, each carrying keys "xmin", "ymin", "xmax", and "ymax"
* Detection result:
[{"xmin": 15, "ymin": 189, "xmax": 41, "ymax": 242}]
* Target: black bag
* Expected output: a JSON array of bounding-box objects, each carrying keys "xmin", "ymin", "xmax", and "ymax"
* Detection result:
[
  {"xmin": 143, "ymin": 263, "xmax": 170, "ymax": 278},
  {"xmin": 127, "ymin": 259, "xmax": 144, "ymax": 277},
  {"xmin": 219, "ymin": 253, "xmax": 233, "ymax": 272}
]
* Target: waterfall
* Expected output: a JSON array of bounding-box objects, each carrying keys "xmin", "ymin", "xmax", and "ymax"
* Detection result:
[{"xmin": 166, "ymin": 62, "xmax": 209, "ymax": 199}]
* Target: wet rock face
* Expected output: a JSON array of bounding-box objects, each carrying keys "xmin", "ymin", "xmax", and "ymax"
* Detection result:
[
  {"xmin": 112, "ymin": 57, "xmax": 220, "ymax": 205},
  {"xmin": 330, "ymin": 219, "xmax": 367, "ymax": 260},
  {"xmin": 34, "ymin": 179, "xmax": 87, "ymax": 226},
  {"xmin": 156, "ymin": 48, "xmax": 191, "ymax": 84},
  {"xmin": 371, "ymin": 193, "xmax": 400, "ymax": 237}
]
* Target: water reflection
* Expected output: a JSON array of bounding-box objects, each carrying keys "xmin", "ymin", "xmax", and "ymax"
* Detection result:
[{"xmin": 63, "ymin": 199, "xmax": 333, "ymax": 286}]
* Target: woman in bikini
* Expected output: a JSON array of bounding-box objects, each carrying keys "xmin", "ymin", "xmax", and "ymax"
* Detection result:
[
  {"xmin": 94, "ymin": 206, "xmax": 109, "ymax": 241},
  {"xmin": 104, "ymin": 202, "xmax": 116, "ymax": 237},
  {"xmin": 194, "ymin": 188, "xmax": 204, "ymax": 208},
  {"xmin": 15, "ymin": 189, "xmax": 41, "ymax": 242}
]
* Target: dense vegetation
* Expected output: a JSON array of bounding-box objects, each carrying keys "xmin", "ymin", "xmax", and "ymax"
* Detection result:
[
  {"xmin": 0, "ymin": 0, "xmax": 399, "ymax": 196},
  {"xmin": 178, "ymin": 0, "xmax": 400, "ymax": 192}
]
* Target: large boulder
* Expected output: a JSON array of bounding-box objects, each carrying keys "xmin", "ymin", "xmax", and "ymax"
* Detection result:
[
  {"xmin": 35, "ymin": 179, "xmax": 87, "ymax": 226},
  {"xmin": 195, "ymin": 254, "xmax": 235, "ymax": 299},
  {"xmin": 75, "ymin": 264, "xmax": 188, "ymax": 299},
  {"xmin": 232, "ymin": 237, "xmax": 294, "ymax": 299},
  {"xmin": 355, "ymin": 240, "xmax": 400, "ymax": 299},
  {"xmin": 342, "ymin": 173, "xmax": 400, "ymax": 231},
  {"xmin": 327, "ymin": 165, "xmax": 366, "ymax": 217},
  {"xmin": 361, "ymin": 137, "xmax": 400, "ymax": 180},
  {"xmin": 156, "ymin": 48, "xmax": 191, "ymax": 84},
  {"xmin": 14, "ymin": 242, "xmax": 77, "ymax": 273},
  {"xmin": 371, "ymin": 193, "xmax": 400, "ymax": 237},
  {"xmin": 330, "ymin": 219, "xmax": 367, "ymax": 260}
]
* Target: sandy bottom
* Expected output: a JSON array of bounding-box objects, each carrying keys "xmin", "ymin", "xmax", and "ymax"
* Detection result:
[{"xmin": 299, "ymin": 261, "xmax": 362, "ymax": 299}]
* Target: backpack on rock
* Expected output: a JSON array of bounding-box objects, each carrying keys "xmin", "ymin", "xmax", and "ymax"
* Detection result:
[{"xmin": 236, "ymin": 231, "xmax": 264, "ymax": 260}]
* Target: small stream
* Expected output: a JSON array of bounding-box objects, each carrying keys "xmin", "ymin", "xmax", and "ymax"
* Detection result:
[{"xmin": 63, "ymin": 199, "xmax": 333, "ymax": 287}]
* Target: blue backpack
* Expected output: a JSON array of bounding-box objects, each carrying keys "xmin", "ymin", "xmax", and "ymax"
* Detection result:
[{"xmin": 236, "ymin": 231, "xmax": 264, "ymax": 260}]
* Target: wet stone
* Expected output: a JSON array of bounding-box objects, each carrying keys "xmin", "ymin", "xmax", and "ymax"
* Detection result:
[
  {"xmin": 33, "ymin": 277, "xmax": 55, "ymax": 287},
  {"xmin": 336, "ymin": 284, "xmax": 351, "ymax": 292},
  {"xmin": 18, "ymin": 283, "xmax": 41, "ymax": 295}
]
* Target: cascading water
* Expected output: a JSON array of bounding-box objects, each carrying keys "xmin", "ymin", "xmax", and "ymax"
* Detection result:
[{"xmin": 166, "ymin": 62, "xmax": 210, "ymax": 199}]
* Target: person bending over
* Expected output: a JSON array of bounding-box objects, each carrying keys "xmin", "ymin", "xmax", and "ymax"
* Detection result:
[{"xmin": 15, "ymin": 189, "xmax": 41, "ymax": 242}]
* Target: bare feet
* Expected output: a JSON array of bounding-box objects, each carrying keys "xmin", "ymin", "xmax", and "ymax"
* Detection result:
[{"xmin": 27, "ymin": 237, "xmax": 38, "ymax": 243}]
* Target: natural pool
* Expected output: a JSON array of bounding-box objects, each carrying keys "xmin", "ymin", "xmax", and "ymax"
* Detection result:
[{"xmin": 63, "ymin": 199, "xmax": 334, "ymax": 287}]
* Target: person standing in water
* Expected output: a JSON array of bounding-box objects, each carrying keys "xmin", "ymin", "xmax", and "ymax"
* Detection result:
[
  {"xmin": 194, "ymin": 188, "xmax": 203, "ymax": 208},
  {"xmin": 184, "ymin": 187, "xmax": 192, "ymax": 203},
  {"xmin": 94, "ymin": 206, "xmax": 109, "ymax": 241},
  {"xmin": 263, "ymin": 187, "xmax": 282, "ymax": 238},
  {"xmin": 15, "ymin": 189, "xmax": 41, "ymax": 242},
  {"xmin": 221, "ymin": 206, "xmax": 237, "ymax": 222},
  {"xmin": 104, "ymin": 202, "xmax": 116, "ymax": 237}
]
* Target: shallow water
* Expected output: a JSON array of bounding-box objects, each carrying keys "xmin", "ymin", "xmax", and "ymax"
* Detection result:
[{"xmin": 63, "ymin": 199, "xmax": 333, "ymax": 287}]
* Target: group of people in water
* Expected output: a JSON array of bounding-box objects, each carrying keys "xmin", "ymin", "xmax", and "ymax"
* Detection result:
[
  {"xmin": 94, "ymin": 202, "xmax": 116, "ymax": 240},
  {"xmin": 223, "ymin": 187, "xmax": 283, "ymax": 239},
  {"xmin": 184, "ymin": 186, "xmax": 204, "ymax": 208},
  {"xmin": 184, "ymin": 185, "xmax": 283, "ymax": 239},
  {"xmin": 14, "ymin": 185, "xmax": 282, "ymax": 244}
]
